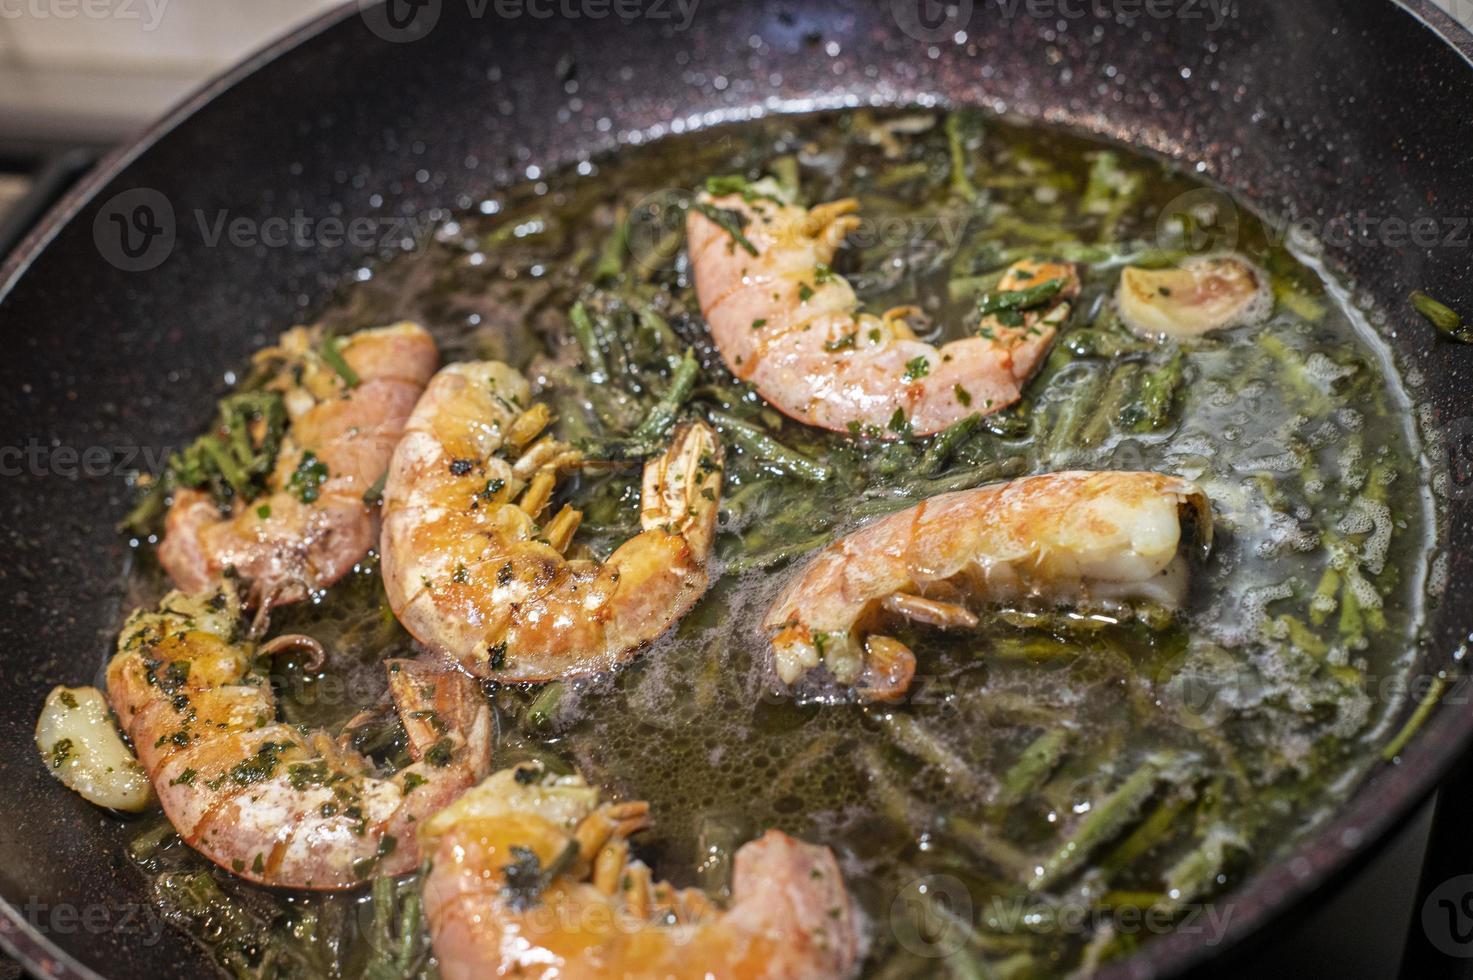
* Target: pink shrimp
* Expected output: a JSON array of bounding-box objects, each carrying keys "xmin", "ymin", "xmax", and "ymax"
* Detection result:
[
  {"xmin": 106, "ymin": 578, "xmax": 491, "ymax": 889},
  {"xmin": 379, "ymin": 360, "xmax": 723, "ymax": 681},
  {"xmin": 688, "ymin": 188, "xmax": 1079, "ymax": 437},
  {"xmin": 421, "ymin": 765, "xmax": 861, "ymax": 980},
  {"xmin": 159, "ymin": 322, "xmax": 438, "ymax": 610},
  {"xmin": 765, "ymin": 471, "xmax": 1212, "ymax": 701}
]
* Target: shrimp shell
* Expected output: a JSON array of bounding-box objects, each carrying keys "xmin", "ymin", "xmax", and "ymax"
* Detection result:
[
  {"xmin": 688, "ymin": 190, "xmax": 1079, "ymax": 437},
  {"xmin": 159, "ymin": 322, "xmax": 439, "ymax": 609},
  {"xmin": 106, "ymin": 579, "xmax": 491, "ymax": 889},
  {"xmin": 380, "ymin": 360, "xmax": 724, "ymax": 681},
  {"xmin": 421, "ymin": 766, "xmax": 861, "ymax": 980},
  {"xmin": 764, "ymin": 471, "xmax": 1212, "ymax": 701}
]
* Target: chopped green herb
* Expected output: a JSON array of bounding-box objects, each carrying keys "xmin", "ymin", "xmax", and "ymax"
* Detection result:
[
  {"xmin": 319, "ymin": 335, "xmax": 361, "ymax": 388},
  {"xmin": 424, "ymin": 738, "xmax": 454, "ymax": 767},
  {"xmin": 904, "ymin": 356, "xmax": 931, "ymax": 380},
  {"xmin": 691, "ymin": 201, "xmax": 758, "ymax": 256},
  {"xmin": 286, "ymin": 452, "xmax": 329, "ymax": 504},
  {"xmin": 362, "ymin": 469, "xmax": 388, "ymax": 506},
  {"xmin": 49, "ymin": 738, "xmax": 74, "ymax": 769}
]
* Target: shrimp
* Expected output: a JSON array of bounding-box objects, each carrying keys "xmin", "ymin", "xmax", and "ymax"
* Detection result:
[
  {"xmin": 159, "ymin": 321, "xmax": 439, "ymax": 611},
  {"xmin": 688, "ymin": 186, "xmax": 1079, "ymax": 437},
  {"xmin": 105, "ymin": 577, "xmax": 491, "ymax": 890},
  {"xmin": 1117, "ymin": 255, "xmax": 1271, "ymax": 338},
  {"xmin": 764, "ymin": 471, "xmax": 1213, "ymax": 701},
  {"xmin": 380, "ymin": 361, "xmax": 723, "ymax": 681},
  {"xmin": 421, "ymin": 765, "xmax": 861, "ymax": 980}
]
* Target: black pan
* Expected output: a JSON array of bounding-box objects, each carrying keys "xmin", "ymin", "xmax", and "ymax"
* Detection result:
[{"xmin": 1, "ymin": 1, "xmax": 1471, "ymax": 976}]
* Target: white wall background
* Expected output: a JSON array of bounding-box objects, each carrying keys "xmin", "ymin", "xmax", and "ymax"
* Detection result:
[
  {"xmin": 0, "ymin": 1, "xmax": 1469, "ymax": 140},
  {"xmin": 0, "ymin": 0, "xmax": 340, "ymax": 138}
]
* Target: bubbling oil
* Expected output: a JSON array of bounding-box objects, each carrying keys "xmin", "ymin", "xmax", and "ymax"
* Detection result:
[{"xmin": 123, "ymin": 110, "xmax": 1435, "ymax": 978}]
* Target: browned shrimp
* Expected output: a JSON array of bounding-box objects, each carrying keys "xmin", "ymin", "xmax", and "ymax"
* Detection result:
[
  {"xmin": 159, "ymin": 322, "xmax": 438, "ymax": 610},
  {"xmin": 421, "ymin": 766, "xmax": 861, "ymax": 980},
  {"xmin": 765, "ymin": 471, "xmax": 1213, "ymax": 701},
  {"xmin": 106, "ymin": 578, "xmax": 491, "ymax": 889},
  {"xmin": 689, "ymin": 185, "xmax": 1079, "ymax": 437},
  {"xmin": 380, "ymin": 361, "xmax": 723, "ymax": 681}
]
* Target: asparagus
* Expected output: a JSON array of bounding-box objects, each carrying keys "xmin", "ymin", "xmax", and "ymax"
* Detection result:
[
  {"xmin": 995, "ymin": 729, "xmax": 1069, "ymax": 807},
  {"xmin": 1411, "ymin": 290, "xmax": 1470, "ymax": 342},
  {"xmin": 630, "ymin": 348, "xmax": 700, "ymax": 442},
  {"xmin": 945, "ymin": 111, "xmax": 981, "ymax": 203},
  {"xmin": 1121, "ymin": 352, "xmax": 1184, "ymax": 432},
  {"xmin": 876, "ymin": 710, "xmax": 983, "ymax": 799},
  {"xmin": 1028, "ymin": 758, "xmax": 1166, "ymax": 892},
  {"xmin": 569, "ymin": 302, "xmax": 608, "ymax": 379},
  {"xmin": 944, "ymin": 815, "xmax": 1035, "ymax": 881},
  {"xmin": 1381, "ymin": 674, "xmax": 1450, "ymax": 761},
  {"xmin": 1078, "ymin": 364, "xmax": 1141, "ymax": 448},
  {"xmin": 920, "ymin": 414, "xmax": 984, "ymax": 476},
  {"xmin": 523, "ymin": 682, "xmax": 565, "ymax": 733},
  {"xmin": 709, "ymin": 411, "xmax": 832, "ymax": 482},
  {"xmin": 1098, "ymin": 790, "xmax": 1193, "ymax": 877},
  {"xmin": 593, "ymin": 206, "xmax": 629, "ymax": 282}
]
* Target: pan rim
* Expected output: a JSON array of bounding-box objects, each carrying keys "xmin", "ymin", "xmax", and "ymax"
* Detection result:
[{"xmin": 2, "ymin": 1, "xmax": 1472, "ymax": 977}]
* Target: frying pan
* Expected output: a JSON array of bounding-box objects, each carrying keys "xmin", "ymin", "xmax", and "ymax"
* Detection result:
[{"xmin": 1, "ymin": 1, "xmax": 1471, "ymax": 976}]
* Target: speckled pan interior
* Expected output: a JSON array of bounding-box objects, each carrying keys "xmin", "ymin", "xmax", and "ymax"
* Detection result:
[{"xmin": 1, "ymin": 2, "xmax": 1471, "ymax": 976}]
